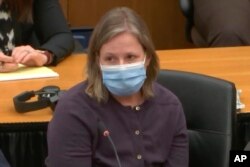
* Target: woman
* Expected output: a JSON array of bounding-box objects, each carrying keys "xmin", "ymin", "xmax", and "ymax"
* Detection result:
[
  {"xmin": 46, "ymin": 7, "xmax": 188, "ymax": 167},
  {"xmin": 0, "ymin": 0, "xmax": 74, "ymax": 72}
]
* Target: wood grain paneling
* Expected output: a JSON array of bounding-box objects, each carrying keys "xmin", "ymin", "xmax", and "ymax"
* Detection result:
[
  {"xmin": 59, "ymin": 0, "xmax": 68, "ymax": 20},
  {"xmin": 60, "ymin": 0, "xmax": 195, "ymax": 50}
]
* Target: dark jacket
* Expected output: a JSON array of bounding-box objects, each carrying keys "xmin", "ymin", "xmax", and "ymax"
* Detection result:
[
  {"xmin": 13, "ymin": 0, "xmax": 74, "ymax": 65},
  {"xmin": 46, "ymin": 81, "xmax": 189, "ymax": 167}
]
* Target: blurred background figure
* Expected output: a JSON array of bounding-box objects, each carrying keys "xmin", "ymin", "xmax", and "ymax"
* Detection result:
[
  {"xmin": 181, "ymin": 0, "xmax": 250, "ymax": 47},
  {"xmin": 0, "ymin": 0, "xmax": 74, "ymax": 72}
]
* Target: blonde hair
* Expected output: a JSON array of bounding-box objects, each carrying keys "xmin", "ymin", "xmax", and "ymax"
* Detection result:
[{"xmin": 86, "ymin": 7, "xmax": 159, "ymax": 102}]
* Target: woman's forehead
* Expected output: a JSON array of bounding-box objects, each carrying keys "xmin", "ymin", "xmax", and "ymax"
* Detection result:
[{"xmin": 100, "ymin": 32, "xmax": 143, "ymax": 56}]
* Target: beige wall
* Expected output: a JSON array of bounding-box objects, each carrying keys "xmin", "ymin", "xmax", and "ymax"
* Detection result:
[{"xmin": 59, "ymin": 0, "xmax": 195, "ymax": 50}]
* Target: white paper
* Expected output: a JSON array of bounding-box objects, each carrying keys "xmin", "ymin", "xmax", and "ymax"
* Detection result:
[{"xmin": 0, "ymin": 65, "xmax": 59, "ymax": 81}]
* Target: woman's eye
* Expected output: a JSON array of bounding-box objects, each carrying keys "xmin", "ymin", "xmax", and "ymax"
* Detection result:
[
  {"xmin": 126, "ymin": 55, "xmax": 136, "ymax": 61},
  {"xmin": 105, "ymin": 57, "xmax": 114, "ymax": 62},
  {"xmin": 103, "ymin": 56, "xmax": 119, "ymax": 65}
]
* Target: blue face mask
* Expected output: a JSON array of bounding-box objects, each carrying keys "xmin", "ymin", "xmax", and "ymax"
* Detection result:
[{"xmin": 100, "ymin": 58, "xmax": 146, "ymax": 96}]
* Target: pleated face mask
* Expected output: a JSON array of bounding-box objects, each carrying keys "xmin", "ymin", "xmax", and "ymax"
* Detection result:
[{"xmin": 100, "ymin": 58, "xmax": 146, "ymax": 96}]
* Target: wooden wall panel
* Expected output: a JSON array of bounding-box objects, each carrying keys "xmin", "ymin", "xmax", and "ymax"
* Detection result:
[
  {"xmin": 59, "ymin": 0, "xmax": 68, "ymax": 20},
  {"xmin": 60, "ymin": 0, "xmax": 195, "ymax": 50}
]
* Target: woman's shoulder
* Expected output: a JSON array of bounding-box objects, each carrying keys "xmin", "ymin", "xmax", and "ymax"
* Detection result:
[
  {"xmin": 150, "ymin": 82, "xmax": 184, "ymax": 119},
  {"xmin": 54, "ymin": 81, "xmax": 94, "ymax": 114},
  {"xmin": 153, "ymin": 82, "xmax": 181, "ymax": 106},
  {"xmin": 62, "ymin": 81, "xmax": 88, "ymax": 97},
  {"xmin": 52, "ymin": 81, "xmax": 100, "ymax": 127}
]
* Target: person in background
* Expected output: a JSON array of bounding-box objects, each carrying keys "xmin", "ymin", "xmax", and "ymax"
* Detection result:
[
  {"xmin": 0, "ymin": 0, "xmax": 74, "ymax": 72},
  {"xmin": 193, "ymin": 0, "xmax": 250, "ymax": 47},
  {"xmin": 46, "ymin": 7, "xmax": 188, "ymax": 167}
]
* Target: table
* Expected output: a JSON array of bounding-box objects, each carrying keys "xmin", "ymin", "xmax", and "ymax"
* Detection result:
[
  {"xmin": 0, "ymin": 54, "xmax": 87, "ymax": 123},
  {"xmin": 1, "ymin": 46, "xmax": 250, "ymax": 166},
  {"xmin": 157, "ymin": 46, "xmax": 250, "ymax": 114},
  {"xmin": 0, "ymin": 54, "xmax": 86, "ymax": 167},
  {"xmin": 2, "ymin": 46, "xmax": 250, "ymax": 122}
]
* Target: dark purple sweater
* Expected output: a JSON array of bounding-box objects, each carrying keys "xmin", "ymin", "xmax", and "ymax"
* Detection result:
[{"xmin": 46, "ymin": 81, "xmax": 188, "ymax": 167}]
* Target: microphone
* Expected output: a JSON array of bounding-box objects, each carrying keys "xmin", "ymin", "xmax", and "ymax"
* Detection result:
[{"xmin": 98, "ymin": 121, "xmax": 122, "ymax": 167}]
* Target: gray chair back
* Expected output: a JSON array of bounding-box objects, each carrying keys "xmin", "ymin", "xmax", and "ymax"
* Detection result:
[{"xmin": 157, "ymin": 69, "xmax": 237, "ymax": 167}]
